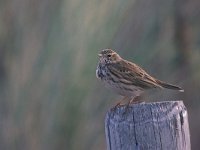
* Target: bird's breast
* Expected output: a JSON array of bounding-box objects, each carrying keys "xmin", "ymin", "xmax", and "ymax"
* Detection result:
[{"xmin": 96, "ymin": 64, "xmax": 107, "ymax": 79}]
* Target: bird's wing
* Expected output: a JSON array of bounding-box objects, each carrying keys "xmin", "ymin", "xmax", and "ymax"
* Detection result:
[{"xmin": 107, "ymin": 60, "xmax": 162, "ymax": 89}]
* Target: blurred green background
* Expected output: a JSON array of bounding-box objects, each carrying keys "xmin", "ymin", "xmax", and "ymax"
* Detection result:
[{"xmin": 0, "ymin": 0, "xmax": 200, "ymax": 149}]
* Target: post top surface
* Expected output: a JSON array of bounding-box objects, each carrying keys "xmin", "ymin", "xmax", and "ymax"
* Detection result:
[{"xmin": 106, "ymin": 100, "xmax": 186, "ymax": 125}]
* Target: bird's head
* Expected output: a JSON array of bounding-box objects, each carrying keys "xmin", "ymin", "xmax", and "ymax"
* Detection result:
[{"xmin": 98, "ymin": 49, "xmax": 121, "ymax": 64}]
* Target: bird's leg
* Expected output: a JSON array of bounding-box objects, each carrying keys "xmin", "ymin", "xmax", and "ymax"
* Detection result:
[
  {"xmin": 123, "ymin": 96, "xmax": 144, "ymax": 114},
  {"xmin": 111, "ymin": 96, "xmax": 129, "ymax": 111},
  {"xmin": 122, "ymin": 98, "xmax": 132, "ymax": 114},
  {"xmin": 122, "ymin": 96, "xmax": 136, "ymax": 114},
  {"xmin": 125, "ymin": 96, "xmax": 139, "ymax": 107},
  {"xmin": 130, "ymin": 96, "xmax": 143, "ymax": 104}
]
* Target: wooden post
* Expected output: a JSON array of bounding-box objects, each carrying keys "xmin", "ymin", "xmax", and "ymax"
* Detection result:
[{"xmin": 105, "ymin": 101, "xmax": 191, "ymax": 150}]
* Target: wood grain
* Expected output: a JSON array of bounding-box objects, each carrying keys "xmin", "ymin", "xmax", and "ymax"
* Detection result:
[{"xmin": 105, "ymin": 101, "xmax": 191, "ymax": 150}]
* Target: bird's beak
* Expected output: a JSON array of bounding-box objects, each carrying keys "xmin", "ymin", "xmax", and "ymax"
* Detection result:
[{"xmin": 98, "ymin": 54, "xmax": 102, "ymax": 57}]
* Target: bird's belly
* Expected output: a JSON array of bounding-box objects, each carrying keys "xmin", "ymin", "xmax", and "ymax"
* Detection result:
[{"xmin": 103, "ymin": 80, "xmax": 143, "ymax": 97}]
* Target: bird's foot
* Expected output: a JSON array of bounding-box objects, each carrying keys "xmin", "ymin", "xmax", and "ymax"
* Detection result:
[
  {"xmin": 129, "ymin": 96, "xmax": 144, "ymax": 105},
  {"xmin": 111, "ymin": 96, "xmax": 129, "ymax": 111},
  {"xmin": 111, "ymin": 102, "xmax": 122, "ymax": 111},
  {"xmin": 122, "ymin": 96, "xmax": 144, "ymax": 114}
]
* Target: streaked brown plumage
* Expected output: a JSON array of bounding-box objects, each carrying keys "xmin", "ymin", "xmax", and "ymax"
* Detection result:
[{"xmin": 96, "ymin": 49, "xmax": 184, "ymax": 106}]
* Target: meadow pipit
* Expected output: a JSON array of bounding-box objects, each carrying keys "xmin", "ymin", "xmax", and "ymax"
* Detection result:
[{"xmin": 96, "ymin": 49, "xmax": 184, "ymax": 108}]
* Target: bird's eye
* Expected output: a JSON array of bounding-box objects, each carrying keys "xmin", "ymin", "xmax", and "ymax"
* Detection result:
[{"xmin": 107, "ymin": 54, "xmax": 111, "ymax": 57}]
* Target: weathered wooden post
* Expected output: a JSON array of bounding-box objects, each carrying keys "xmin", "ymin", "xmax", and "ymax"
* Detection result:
[{"xmin": 105, "ymin": 101, "xmax": 191, "ymax": 150}]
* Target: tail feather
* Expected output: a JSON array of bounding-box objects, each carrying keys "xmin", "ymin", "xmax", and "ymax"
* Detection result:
[{"xmin": 156, "ymin": 79, "xmax": 184, "ymax": 92}]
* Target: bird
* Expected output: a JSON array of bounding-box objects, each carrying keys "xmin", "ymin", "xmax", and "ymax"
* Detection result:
[{"xmin": 96, "ymin": 49, "xmax": 184, "ymax": 108}]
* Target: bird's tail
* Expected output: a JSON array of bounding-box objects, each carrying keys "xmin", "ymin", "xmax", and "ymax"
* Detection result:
[{"xmin": 156, "ymin": 79, "xmax": 184, "ymax": 92}]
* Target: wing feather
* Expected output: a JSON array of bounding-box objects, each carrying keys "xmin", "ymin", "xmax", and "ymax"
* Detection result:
[{"xmin": 107, "ymin": 60, "xmax": 162, "ymax": 89}]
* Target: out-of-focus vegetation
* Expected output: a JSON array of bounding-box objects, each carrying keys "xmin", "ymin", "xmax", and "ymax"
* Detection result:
[{"xmin": 0, "ymin": 0, "xmax": 200, "ymax": 149}]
